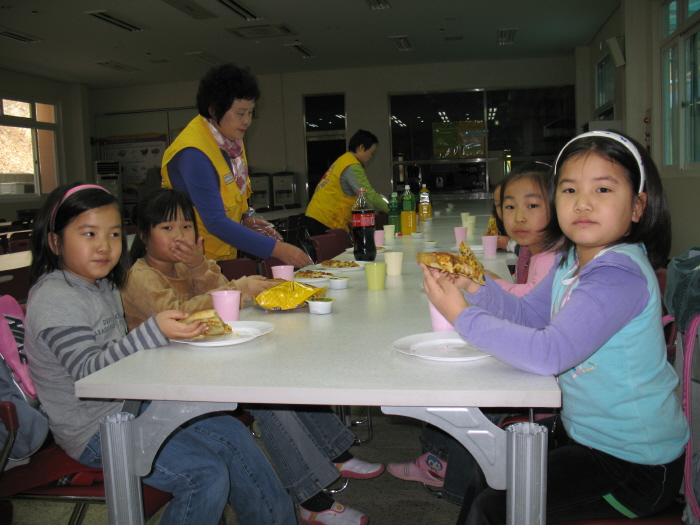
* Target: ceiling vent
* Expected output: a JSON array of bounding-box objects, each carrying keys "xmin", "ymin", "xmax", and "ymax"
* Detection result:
[
  {"xmin": 284, "ymin": 41, "xmax": 315, "ymax": 59},
  {"xmin": 226, "ymin": 24, "xmax": 295, "ymax": 39},
  {"xmin": 498, "ymin": 28, "xmax": 517, "ymax": 45},
  {"xmin": 160, "ymin": 0, "xmax": 216, "ymax": 20},
  {"xmin": 365, "ymin": 0, "xmax": 391, "ymax": 9},
  {"xmin": 86, "ymin": 11, "xmax": 145, "ymax": 32},
  {"xmin": 186, "ymin": 51, "xmax": 224, "ymax": 65},
  {"xmin": 216, "ymin": 0, "xmax": 262, "ymax": 21},
  {"xmin": 0, "ymin": 26, "xmax": 42, "ymax": 43},
  {"xmin": 95, "ymin": 60, "xmax": 140, "ymax": 72},
  {"xmin": 389, "ymin": 35, "xmax": 412, "ymax": 51}
]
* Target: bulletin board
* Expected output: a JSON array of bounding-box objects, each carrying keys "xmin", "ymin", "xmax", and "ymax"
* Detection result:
[{"xmin": 103, "ymin": 133, "xmax": 167, "ymax": 184}]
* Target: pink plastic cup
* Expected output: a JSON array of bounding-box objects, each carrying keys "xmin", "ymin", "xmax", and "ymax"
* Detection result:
[
  {"xmin": 454, "ymin": 226, "xmax": 468, "ymax": 245},
  {"xmin": 429, "ymin": 300, "xmax": 455, "ymax": 332},
  {"xmin": 374, "ymin": 230, "xmax": 384, "ymax": 247},
  {"xmin": 211, "ymin": 290, "xmax": 242, "ymax": 323},
  {"xmin": 271, "ymin": 265, "xmax": 294, "ymax": 280},
  {"xmin": 482, "ymin": 235, "xmax": 498, "ymax": 259}
]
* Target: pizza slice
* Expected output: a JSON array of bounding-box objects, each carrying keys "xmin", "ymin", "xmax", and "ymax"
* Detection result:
[
  {"xmin": 417, "ymin": 242, "xmax": 485, "ymax": 285},
  {"xmin": 484, "ymin": 216, "xmax": 499, "ymax": 236},
  {"xmin": 321, "ymin": 259, "xmax": 360, "ymax": 268},
  {"xmin": 179, "ymin": 309, "xmax": 233, "ymax": 336}
]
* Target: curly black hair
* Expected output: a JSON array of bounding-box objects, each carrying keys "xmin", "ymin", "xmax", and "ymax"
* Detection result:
[{"xmin": 196, "ymin": 63, "xmax": 260, "ymax": 124}]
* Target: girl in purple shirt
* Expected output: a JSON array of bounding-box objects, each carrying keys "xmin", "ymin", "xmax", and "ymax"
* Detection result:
[{"xmin": 423, "ymin": 132, "xmax": 688, "ymax": 524}]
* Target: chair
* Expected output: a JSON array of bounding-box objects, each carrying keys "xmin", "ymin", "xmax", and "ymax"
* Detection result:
[
  {"xmin": 325, "ymin": 228, "xmax": 353, "ymax": 250},
  {"xmin": 7, "ymin": 239, "xmax": 31, "ymax": 253},
  {"xmin": 260, "ymin": 257, "xmax": 285, "ymax": 279},
  {"xmin": 0, "ymin": 268, "xmax": 31, "ymax": 304},
  {"xmin": 309, "ymin": 234, "xmax": 344, "ymax": 263},
  {"xmin": 0, "ymin": 405, "xmax": 173, "ymax": 524},
  {"xmin": 278, "ymin": 213, "xmax": 307, "ymax": 249},
  {"xmin": 217, "ymin": 257, "xmax": 259, "ymax": 280}
]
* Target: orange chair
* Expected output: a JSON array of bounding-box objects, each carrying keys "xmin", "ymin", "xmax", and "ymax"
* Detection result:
[
  {"xmin": 217, "ymin": 257, "xmax": 259, "ymax": 280},
  {"xmin": 0, "ymin": 402, "xmax": 173, "ymax": 525}
]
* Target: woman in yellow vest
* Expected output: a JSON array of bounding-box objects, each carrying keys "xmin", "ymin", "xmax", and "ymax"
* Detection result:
[
  {"xmin": 161, "ymin": 63, "xmax": 312, "ymax": 268},
  {"xmin": 304, "ymin": 129, "xmax": 389, "ymax": 237}
]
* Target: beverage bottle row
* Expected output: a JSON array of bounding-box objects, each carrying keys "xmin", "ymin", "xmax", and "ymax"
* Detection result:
[
  {"xmin": 351, "ymin": 187, "xmax": 376, "ymax": 261},
  {"xmin": 418, "ymin": 184, "xmax": 432, "ymax": 221}
]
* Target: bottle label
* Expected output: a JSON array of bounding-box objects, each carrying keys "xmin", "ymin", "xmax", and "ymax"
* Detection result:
[{"xmin": 352, "ymin": 212, "xmax": 375, "ymax": 228}]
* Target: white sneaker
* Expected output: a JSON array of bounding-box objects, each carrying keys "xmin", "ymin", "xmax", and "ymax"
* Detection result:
[
  {"xmin": 334, "ymin": 457, "xmax": 385, "ymax": 479},
  {"xmin": 298, "ymin": 502, "xmax": 369, "ymax": 525}
]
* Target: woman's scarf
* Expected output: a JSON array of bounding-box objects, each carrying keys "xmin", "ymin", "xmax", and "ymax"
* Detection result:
[{"xmin": 206, "ymin": 119, "xmax": 249, "ymax": 195}]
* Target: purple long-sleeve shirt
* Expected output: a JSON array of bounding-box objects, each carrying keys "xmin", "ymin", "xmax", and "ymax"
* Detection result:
[
  {"xmin": 167, "ymin": 147, "xmax": 277, "ymax": 259},
  {"xmin": 457, "ymin": 250, "xmax": 650, "ymax": 376}
]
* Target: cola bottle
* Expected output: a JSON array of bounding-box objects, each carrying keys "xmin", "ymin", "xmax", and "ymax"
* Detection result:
[{"xmin": 351, "ymin": 188, "xmax": 376, "ymax": 261}]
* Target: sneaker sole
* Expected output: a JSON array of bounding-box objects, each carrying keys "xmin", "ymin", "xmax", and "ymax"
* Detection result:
[{"xmin": 338, "ymin": 464, "xmax": 386, "ymax": 479}]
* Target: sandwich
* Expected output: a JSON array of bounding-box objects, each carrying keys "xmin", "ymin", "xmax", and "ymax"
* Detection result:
[
  {"xmin": 179, "ymin": 309, "xmax": 232, "ymax": 336},
  {"xmin": 417, "ymin": 241, "xmax": 485, "ymax": 285}
]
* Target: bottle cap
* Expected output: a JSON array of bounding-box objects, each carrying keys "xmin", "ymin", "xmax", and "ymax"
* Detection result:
[
  {"xmin": 405, "ymin": 185, "xmax": 410, "ymax": 189},
  {"xmin": 422, "ymin": 184, "xmax": 426, "ymax": 188}
]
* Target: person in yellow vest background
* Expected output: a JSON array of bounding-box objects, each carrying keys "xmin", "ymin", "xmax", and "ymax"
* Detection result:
[
  {"xmin": 304, "ymin": 129, "xmax": 389, "ymax": 237},
  {"xmin": 161, "ymin": 63, "xmax": 313, "ymax": 268}
]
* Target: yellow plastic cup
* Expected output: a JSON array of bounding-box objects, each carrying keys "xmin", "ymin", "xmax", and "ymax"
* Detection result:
[{"xmin": 364, "ymin": 262, "xmax": 387, "ymax": 290}]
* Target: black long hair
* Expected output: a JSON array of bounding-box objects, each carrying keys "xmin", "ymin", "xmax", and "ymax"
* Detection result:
[
  {"xmin": 542, "ymin": 132, "xmax": 671, "ymax": 269},
  {"xmin": 29, "ymin": 183, "xmax": 129, "ymax": 287},
  {"xmin": 129, "ymin": 188, "xmax": 199, "ymax": 263}
]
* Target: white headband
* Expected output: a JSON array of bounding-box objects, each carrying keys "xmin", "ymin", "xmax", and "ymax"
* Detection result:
[{"xmin": 554, "ymin": 130, "xmax": 646, "ymax": 194}]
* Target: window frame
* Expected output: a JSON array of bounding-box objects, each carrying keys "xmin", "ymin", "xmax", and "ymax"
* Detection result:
[{"xmin": 0, "ymin": 93, "xmax": 62, "ymax": 201}]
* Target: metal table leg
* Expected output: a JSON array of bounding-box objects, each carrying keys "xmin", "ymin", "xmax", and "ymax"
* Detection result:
[
  {"xmin": 100, "ymin": 401, "xmax": 239, "ymax": 525},
  {"xmin": 382, "ymin": 407, "xmax": 547, "ymax": 525}
]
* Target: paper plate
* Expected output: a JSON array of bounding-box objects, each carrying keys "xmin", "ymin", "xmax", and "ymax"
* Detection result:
[
  {"xmin": 392, "ymin": 332, "xmax": 490, "ymax": 362},
  {"xmin": 173, "ymin": 321, "xmax": 275, "ymax": 347}
]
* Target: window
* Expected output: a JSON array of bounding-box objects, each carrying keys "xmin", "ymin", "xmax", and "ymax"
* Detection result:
[
  {"xmin": 0, "ymin": 97, "xmax": 59, "ymax": 197},
  {"xmin": 660, "ymin": 0, "xmax": 700, "ymax": 169},
  {"xmin": 596, "ymin": 54, "xmax": 615, "ymax": 111}
]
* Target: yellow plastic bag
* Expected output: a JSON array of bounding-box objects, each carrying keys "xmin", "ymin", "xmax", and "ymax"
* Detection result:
[{"xmin": 254, "ymin": 281, "xmax": 326, "ymax": 311}]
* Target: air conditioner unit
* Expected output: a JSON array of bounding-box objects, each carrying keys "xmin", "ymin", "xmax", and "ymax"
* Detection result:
[{"xmin": 94, "ymin": 161, "xmax": 122, "ymax": 207}]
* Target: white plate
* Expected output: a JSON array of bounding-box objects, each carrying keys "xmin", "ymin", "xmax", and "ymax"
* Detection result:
[
  {"xmin": 294, "ymin": 277, "xmax": 331, "ymax": 285},
  {"xmin": 393, "ymin": 332, "xmax": 490, "ymax": 362},
  {"xmin": 173, "ymin": 321, "xmax": 275, "ymax": 347},
  {"xmin": 344, "ymin": 246, "xmax": 388, "ymax": 252},
  {"xmin": 310, "ymin": 261, "xmax": 368, "ymax": 273}
]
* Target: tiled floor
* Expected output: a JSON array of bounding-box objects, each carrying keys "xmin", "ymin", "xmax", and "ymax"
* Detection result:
[{"xmin": 9, "ymin": 408, "xmax": 462, "ymax": 524}]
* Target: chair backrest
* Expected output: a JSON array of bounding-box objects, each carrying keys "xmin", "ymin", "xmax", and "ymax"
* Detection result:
[
  {"xmin": 217, "ymin": 257, "xmax": 259, "ymax": 280},
  {"xmin": 8, "ymin": 239, "xmax": 31, "ymax": 253},
  {"xmin": 7, "ymin": 231, "xmax": 31, "ymax": 242},
  {"xmin": 260, "ymin": 257, "xmax": 285, "ymax": 278},
  {"xmin": 0, "ymin": 268, "xmax": 31, "ymax": 305},
  {"xmin": 310, "ymin": 234, "xmax": 344, "ymax": 263},
  {"xmin": 325, "ymin": 228, "xmax": 353, "ymax": 250}
]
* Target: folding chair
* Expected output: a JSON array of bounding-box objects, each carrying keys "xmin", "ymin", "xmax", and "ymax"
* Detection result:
[
  {"xmin": 217, "ymin": 257, "xmax": 259, "ymax": 280},
  {"xmin": 7, "ymin": 239, "xmax": 31, "ymax": 253},
  {"xmin": 325, "ymin": 228, "xmax": 353, "ymax": 250},
  {"xmin": 309, "ymin": 234, "xmax": 344, "ymax": 263}
]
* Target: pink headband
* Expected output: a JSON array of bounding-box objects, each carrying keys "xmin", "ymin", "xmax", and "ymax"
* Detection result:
[{"xmin": 50, "ymin": 184, "xmax": 112, "ymax": 231}]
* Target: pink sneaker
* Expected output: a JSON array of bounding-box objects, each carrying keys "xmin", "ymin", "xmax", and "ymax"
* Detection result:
[
  {"xmin": 298, "ymin": 502, "xmax": 369, "ymax": 525},
  {"xmin": 334, "ymin": 457, "xmax": 385, "ymax": 479},
  {"xmin": 386, "ymin": 452, "xmax": 446, "ymax": 488}
]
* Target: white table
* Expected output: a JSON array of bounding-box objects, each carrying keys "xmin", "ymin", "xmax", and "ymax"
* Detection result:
[{"xmin": 76, "ymin": 210, "xmax": 560, "ymax": 524}]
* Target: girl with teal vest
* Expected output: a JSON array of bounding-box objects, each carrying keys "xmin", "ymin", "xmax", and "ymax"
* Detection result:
[{"xmin": 422, "ymin": 131, "xmax": 689, "ymax": 524}]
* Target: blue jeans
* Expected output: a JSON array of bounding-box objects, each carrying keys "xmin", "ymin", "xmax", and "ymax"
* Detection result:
[
  {"xmin": 249, "ymin": 405, "xmax": 355, "ymax": 505},
  {"xmin": 79, "ymin": 412, "xmax": 295, "ymax": 525}
]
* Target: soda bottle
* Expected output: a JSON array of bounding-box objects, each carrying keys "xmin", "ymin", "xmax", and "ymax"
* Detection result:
[
  {"xmin": 418, "ymin": 184, "xmax": 433, "ymax": 221},
  {"xmin": 400, "ymin": 185, "xmax": 416, "ymax": 234},
  {"xmin": 388, "ymin": 192, "xmax": 401, "ymax": 234},
  {"xmin": 351, "ymin": 188, "xmax": 376, "ymax": 261}
]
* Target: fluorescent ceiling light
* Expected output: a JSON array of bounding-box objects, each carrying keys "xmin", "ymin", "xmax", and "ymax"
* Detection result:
[
  {"xmin": 95, "ymin": 60, "xmax": 140, "ymax": 72},
  {"xmin": 389, "ymin": 35, "xmax": 412, "ymax": 51},
  {"xmin": 0, "ymin": 26, "xmax": 42, "ymax": 43},
  {"xmin": 366, "ymin": 0, "xmax": 391, "ymax": 9},
  {"xmin": 285, "ymin": 42, "xmax": 315, "ymax": 58},
  {"xmin": 186, "ymin": 52, "xmax": 224, "ymax": 65},
  {"xmin": 217, "ymin": 0, "xmax": 262, "ymax": 21},
  {"xmin": 498, "ymin": 28, "xmax": 517, "ymax": 45},
  {"xmin": 86, "ymin": 11, "xmax": 145, "ymax": 32}
]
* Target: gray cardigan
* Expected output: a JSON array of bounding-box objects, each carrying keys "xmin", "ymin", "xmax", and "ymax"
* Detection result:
[{"xmin": 25, "ymin": 270, "xmax": 168, "ymax": 459}]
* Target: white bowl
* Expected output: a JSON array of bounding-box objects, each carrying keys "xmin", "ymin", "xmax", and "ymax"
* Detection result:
[
  {"xmin": 329, "ymin": 277, "xmax": 350, "ymax": 289},
  {"xmin": 307, "ymin": 298, "xmax": 334, "ymax": 314},
  {"xmin": 423, "ymin": 240, "xmax": 437, "ymax": 249},
  {"xmin": 412, "ymin": 231, "xmax": 424, "ymax": 239}
]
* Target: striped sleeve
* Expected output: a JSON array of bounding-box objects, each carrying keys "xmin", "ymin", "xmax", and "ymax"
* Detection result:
[{"xmin": 38, "ymin": 316, "xmax": 169, "ymax": 380}]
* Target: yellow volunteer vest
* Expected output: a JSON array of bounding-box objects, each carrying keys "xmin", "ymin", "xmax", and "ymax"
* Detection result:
[
  {"xmin": 306, "ymin": 152, "xmax": 359, "ymax": 232},
  {"xmin": 161, "ymin": 115, "xmax": 251, "ymax": 261}
]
